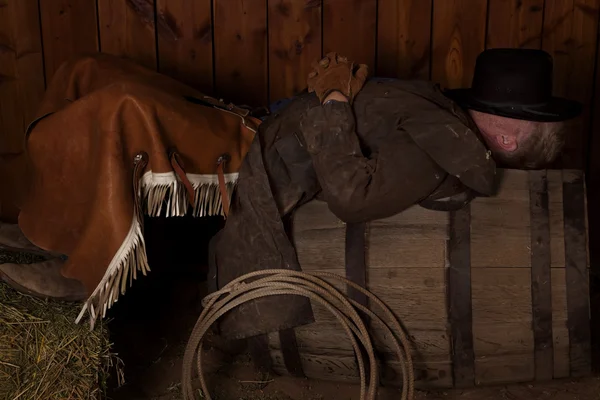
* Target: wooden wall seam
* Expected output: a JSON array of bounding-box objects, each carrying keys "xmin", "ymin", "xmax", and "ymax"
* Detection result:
[{"xmin": 36, "ymin": 0, "xmax": 47, "ymax": 89}]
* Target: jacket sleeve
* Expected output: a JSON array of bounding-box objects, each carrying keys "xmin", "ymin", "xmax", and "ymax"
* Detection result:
[{"xmin": 298, "ymin": 101, "xmax": 445, "ymax": 223}]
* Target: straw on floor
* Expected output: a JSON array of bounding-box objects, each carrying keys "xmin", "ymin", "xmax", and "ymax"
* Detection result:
[{"xmin": 0, "ymin": 251, "xmax": 123, "ymax": 400}]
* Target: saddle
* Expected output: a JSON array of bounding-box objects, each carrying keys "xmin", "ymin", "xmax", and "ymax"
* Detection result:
[{"xmin": 0, "ymin": 53, "xmax": 261, "ymax": 328}]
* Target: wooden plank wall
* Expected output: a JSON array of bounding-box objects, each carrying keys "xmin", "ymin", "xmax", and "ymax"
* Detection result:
[
  {"xmin": 1, "ymin": 0, "xmax": 599, "ymax": 164},
  {"xmin": 0, "ymin": 0, "xmax": 600, "ymax": 365}
]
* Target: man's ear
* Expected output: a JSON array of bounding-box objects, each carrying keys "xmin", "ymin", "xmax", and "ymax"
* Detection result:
[{"xmin": 495, "ymin": 134, "xmax": 518, "ymax": 152}]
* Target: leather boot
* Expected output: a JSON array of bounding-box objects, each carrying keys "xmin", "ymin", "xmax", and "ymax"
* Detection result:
[
  {"xmin": 0, "ymin": 221, "xmax": 63, "ymax": 257},
  {"xmin": 0, "ymin": 222, "xmax": 87, "ymax": 301},
  {"xmin": 0, "ymin": 257, "xmax": 88, "ymax": 301}
]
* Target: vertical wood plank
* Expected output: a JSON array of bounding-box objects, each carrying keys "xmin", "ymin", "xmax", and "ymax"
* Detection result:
[
  {"xmin": 542, "ymin": 0, "xmax": 600, "ymax": 169},
  {"xmin": 431, "ymin": 0, "xmax": 488, "ymax": 89},
  {"xmin": 156, "ymin": 0, "xmax": 214, "ymax": 94},
  {"xmin": 528, "ymin": 170, "xmax": 554, "ymax": 381},
  {"xmin": 447, "ymin": 205, "xmax": 475, "ymax": 388},
  {"xmin": 0, "ymin": 0, "xmax": 45, "ymax": 221},
  {"xmin": 562, "ymin": 170, "xmax": 592, "ymax": 376},
  {"xmin": 0, "ymin": 0, "xmax": 45, "ymax": 153},
  {"xmin": 487, "ymin": 0, "xmax": 545, "ymax": 49},
  {"xmin": 39, "ymin": 0, "xmax": 99, "ymax": 83},
  {"xmin": 323, "ymin": 0, "xmax": 377, "ymax": 66},
  {"xmin": 213, "ymin": 0, "xmax": 268, "ymax": 106},
  {"xmin": 588, "ymin": 2, "xmax": 600, "ymax": 371},
  {"xmin": 97, "ymin": 0, "xmax": 158, "ymax": 69},
  {"xmin": 268, "ymin": 0, "xmax": 322, "ymax": 101},
  {"xmin": 376, "ymin": 0, "xmax": 433, "ymax": 79}
]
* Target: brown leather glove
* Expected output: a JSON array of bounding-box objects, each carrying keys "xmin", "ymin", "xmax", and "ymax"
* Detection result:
[{"xmin": 307, "ymin": 52, "xmax": 369, "ymax": 104}]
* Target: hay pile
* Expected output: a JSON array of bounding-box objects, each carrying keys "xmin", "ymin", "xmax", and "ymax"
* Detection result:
[{"xmin": 0, "ymin": 252, "xmax": 122, "ymax": 400}]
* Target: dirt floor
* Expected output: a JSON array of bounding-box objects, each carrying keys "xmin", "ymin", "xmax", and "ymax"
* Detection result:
[
  {"xmin": 102, "ymin": 215, "xmax": 600, "ymax": 400},
  {"xmin": 109, "ymin": 344, "xmax": 600, "ymax": 400}
]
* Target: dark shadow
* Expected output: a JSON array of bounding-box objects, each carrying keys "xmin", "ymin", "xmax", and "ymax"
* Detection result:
[{"xmin": 104, "ymin": 214, "xmax": 224, "ymax": 400}]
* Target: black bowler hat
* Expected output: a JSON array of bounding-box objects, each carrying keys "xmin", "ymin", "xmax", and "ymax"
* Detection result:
[{"xmin": 444, "ymin": 48, "xmax": 583, "ymax": 122}]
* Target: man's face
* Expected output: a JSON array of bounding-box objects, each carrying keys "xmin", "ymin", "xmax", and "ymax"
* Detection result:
[
  {"xmin": 468, "ymin": 109, "xmax": 565, "ymax": 168},
  {"xmin": 468, "ymin": 110, "xmax": 535, "ymax": 153}
]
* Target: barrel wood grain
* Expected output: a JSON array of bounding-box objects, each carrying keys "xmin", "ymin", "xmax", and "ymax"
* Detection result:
[{"xmin": 285, "ymin": 169, "xmax": 586, "ymax": 388}]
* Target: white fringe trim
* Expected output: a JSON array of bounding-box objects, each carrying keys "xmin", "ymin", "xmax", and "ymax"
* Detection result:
[
  {"xmin": 76, "ymin": 170, "xmax": 238, "ymax": 329},
  {"xmin": 76, "ymin": 215, "xmax": 149, "ymax": 329},
  {"xmin": 142, "ymin": 171, "xmax": 238, "ymax": 217}
]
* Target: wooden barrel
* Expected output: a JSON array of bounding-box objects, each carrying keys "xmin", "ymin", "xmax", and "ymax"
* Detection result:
[{"xmin": 265, "ymin": 168, "xmax": 591, "ymax": 389}]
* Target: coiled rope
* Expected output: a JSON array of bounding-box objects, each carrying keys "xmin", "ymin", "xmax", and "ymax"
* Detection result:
[{"xmin": 181, "ymin": 269, "xmax": 415, "ymax": 400}]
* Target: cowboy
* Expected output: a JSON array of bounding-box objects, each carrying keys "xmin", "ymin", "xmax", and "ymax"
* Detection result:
[
  {"xmin": 0, "ymin": 49, "xmax": 581, "ymax": 332},
  {"xmin": 208, "ymin": 48, "xmax": 582, "ymax": 340}
]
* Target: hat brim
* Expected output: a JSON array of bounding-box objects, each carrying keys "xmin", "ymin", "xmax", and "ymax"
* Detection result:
[{"xmin": 445, "ymin": 88, "xmax": 583, "ymax": 122}]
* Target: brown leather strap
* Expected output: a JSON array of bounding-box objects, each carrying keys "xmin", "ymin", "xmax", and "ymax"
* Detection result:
[
  {"xmin": 183, "ymin": 94, "xmax": 251, "ymax": 118},
  {"xmin": 132, "ymin": 151, "xmax": 149, "ymax": 221},
  {"xmin": 183, "ymin": 95, "xmax": 264, "ymax": 135},
  {"xmin": 273, "ymin": 216, "xmax": 306, "ymax": 378},
  {"xmin": 216, "ymin": 154, "xmax": 230, "ymax": 218},
  {"xmin": 419, "ymin": 190, "xmax": 477, "ymax": 212},
  {"xmin": 168, "ymin": 149, "xmax": 196, "ymax": 205}
]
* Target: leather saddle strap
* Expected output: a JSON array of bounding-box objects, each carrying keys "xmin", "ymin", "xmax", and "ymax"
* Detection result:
[
  {"xmin": 345, "ymin": 222, "xmax": 371, "ymax": 379},
  {"xmin": 278, "ymin": 215, "xmax": 306, "ymax": 377},
  {"xmin": 345, "ymin": 222, "xmax": 369, "ymax": 309},
  {"xmin": 132, "ymin": 151, "xmax": 149, "ymax": 221},
  {"xmin": 419, "ymin": 190, "xmax": 477, "ymax": 212},
  {"xmin": 168, "ymin": 149, "xmax": 196, "ymax": 206},
  {"xmin": 279, "ymin": 328, "xmax": 305, "ymax": 377},
  {"xmin": 216, "ymin": 154, "xmax": 231, "ymax": 218},
  {"xmin": 183, "ymin": 94, "xmax": 251, "ymax": 118}
]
